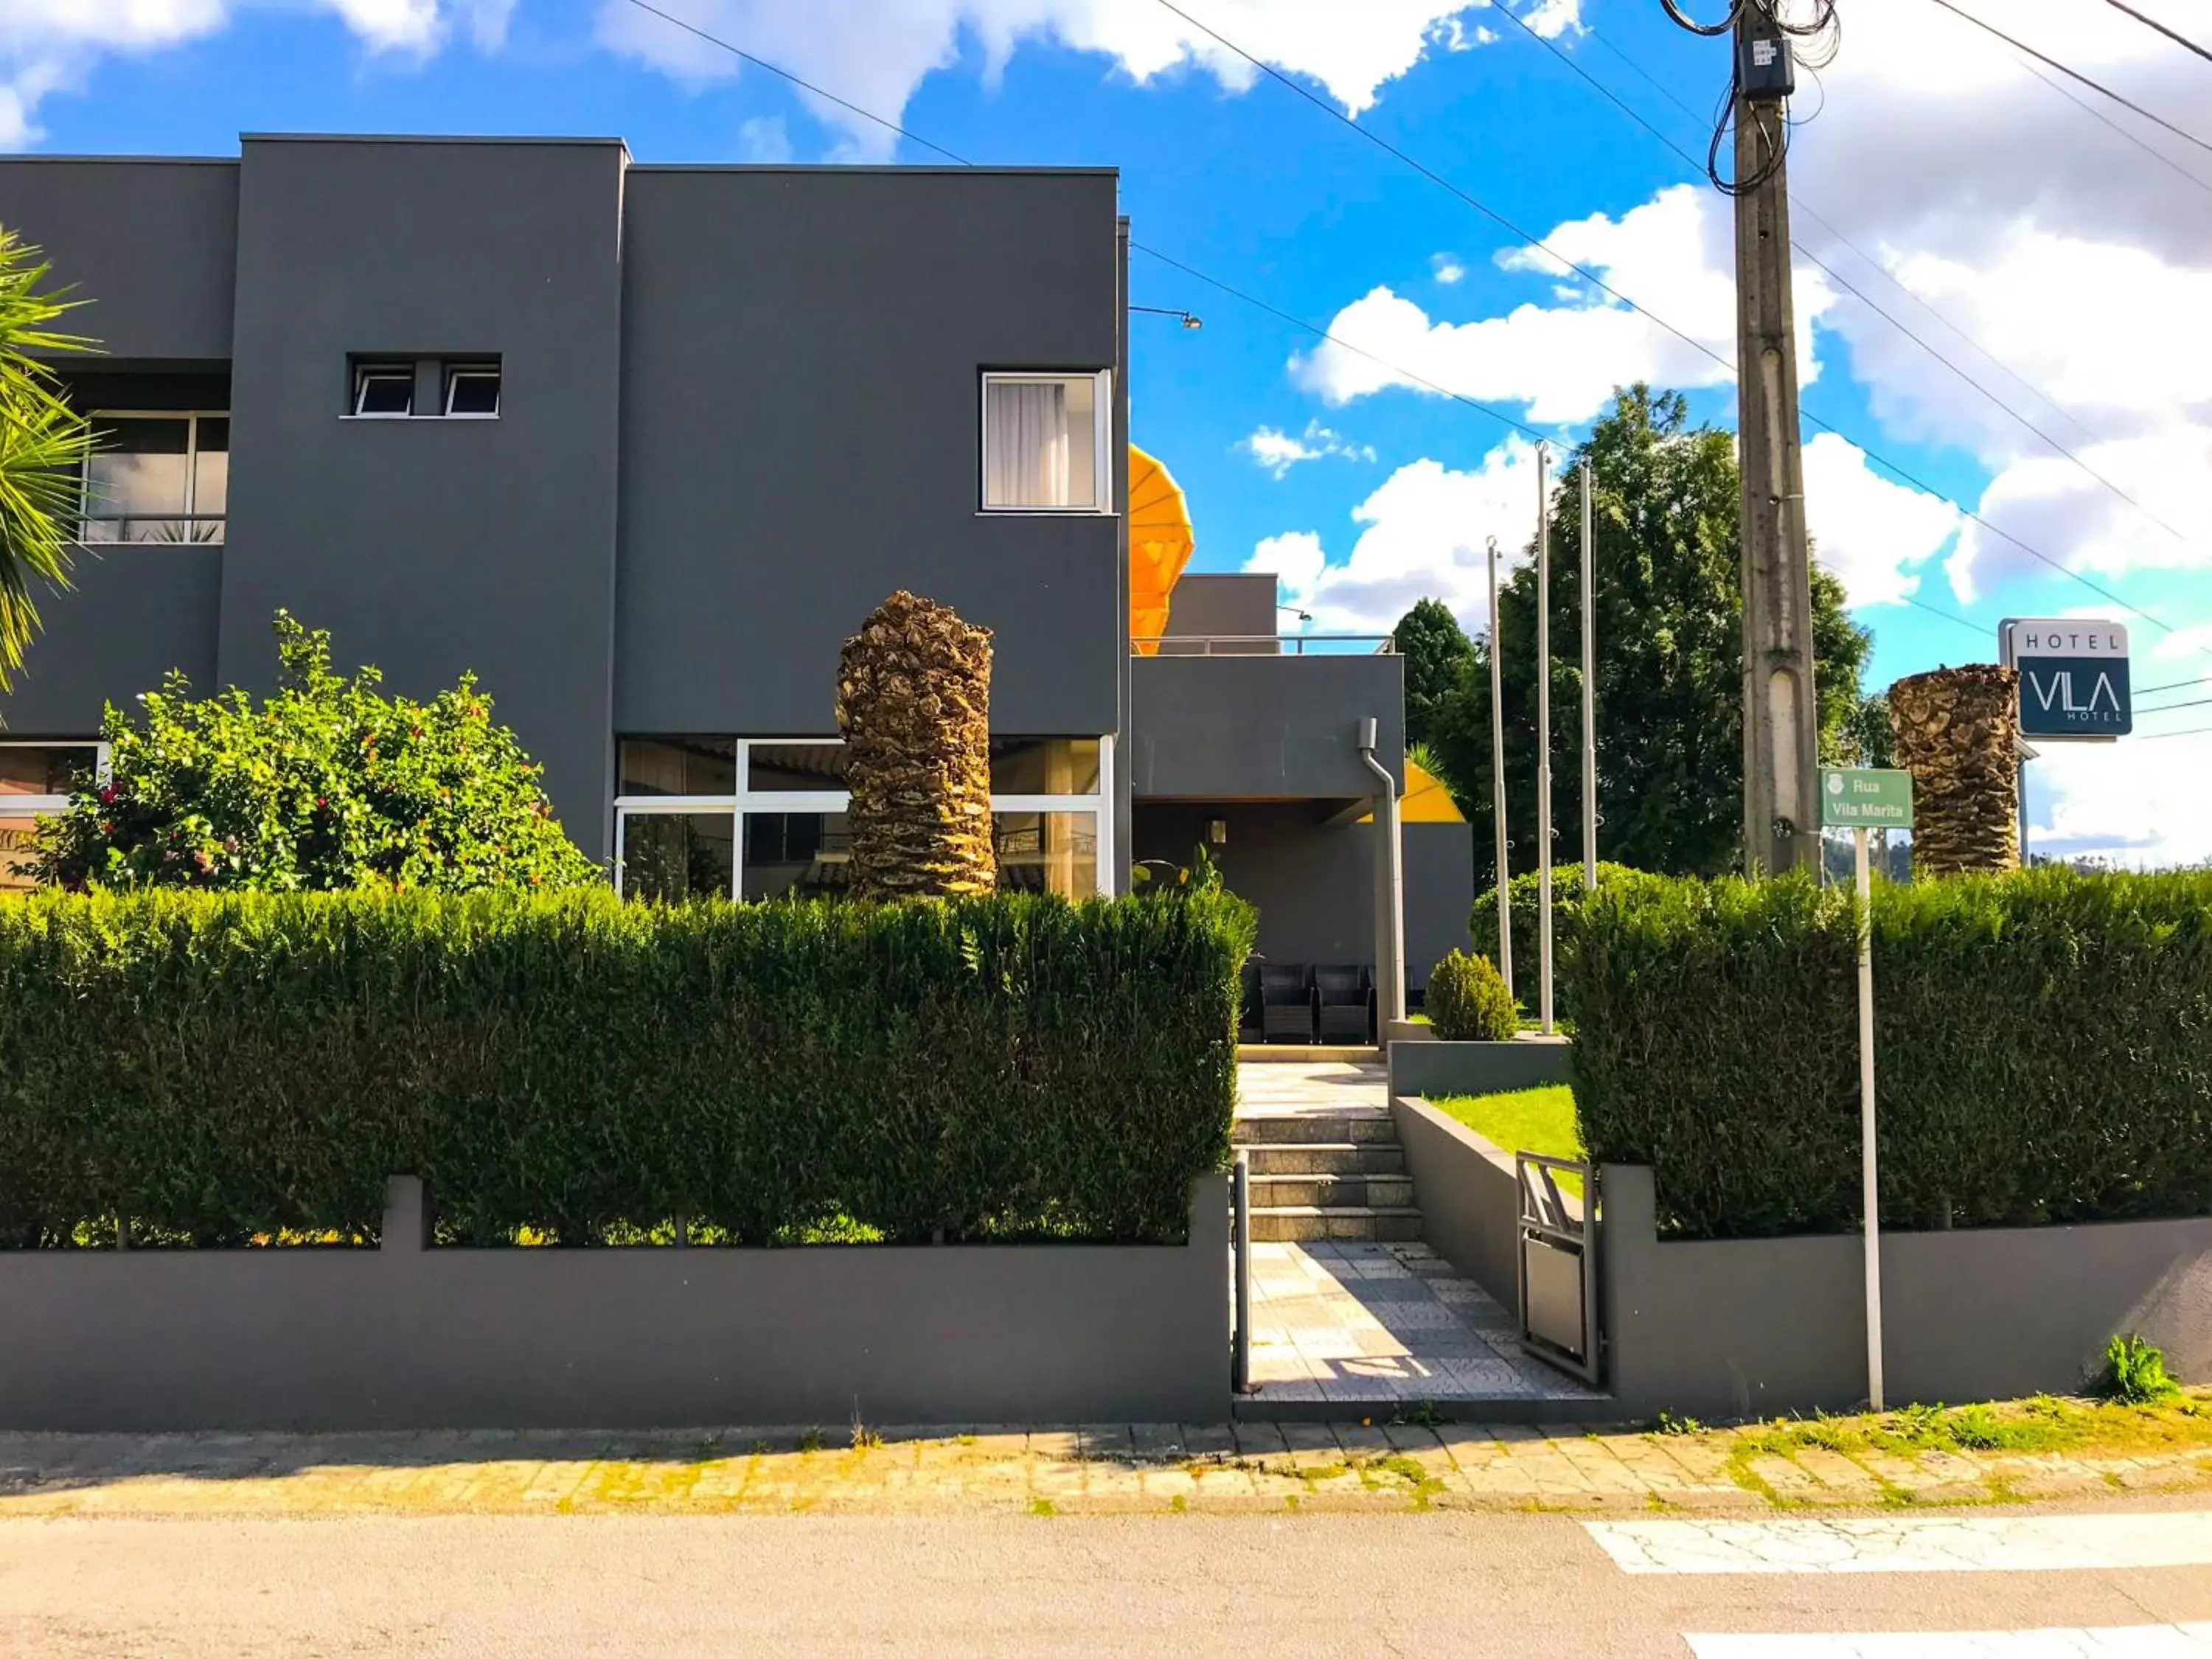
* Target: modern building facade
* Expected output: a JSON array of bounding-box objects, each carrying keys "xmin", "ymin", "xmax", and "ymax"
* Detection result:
[{"xmin": 0, "ymin": 136, "xmax": 1469, "ymax": 1001}]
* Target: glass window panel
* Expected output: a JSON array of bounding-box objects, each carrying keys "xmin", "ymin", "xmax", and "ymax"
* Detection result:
[
  {"xmin": 747, "ymin": 742, "xmax": 850, "ymax": 793},
  {"xmin": 0, "ymin": 816, "xmax": 38, "ymax": 894},
  {"xmin": 354, "ymin": 367, "xmax": 414, "ymax": 417},
  {"xmin": 982, "ymin": 375, "xmax": 1102, "ymax": 510},
  {"xmin": 618, "ymin": 737, "xmax": 736, "ymax": 798},
  {"xmin": 743, "ymin": 811, "xmax": 852, "ymax": 900},
  {"xmin": 0, "ymin": 745, "xmax": 95, "ymax": 799},
  {"xmin": 988, "ymin": 738, "xmax": 1100, "ymax": 796},
  {"xmin": 619, "ymin": 811, "xmax": 734, "ymax": 903},
  {"xmin": 445, "ymin": 366, "xmax": 500, "ymax": 417},
  {"xmin": 192, "ymin": 417, "xmax": 229, "ymax": 532},
  {"xmin": 993, "ymin": 810, "xmax": 1097, "ymax": 898},
  {"xmin": 84, "ymin": 417, "xmax": 190, "ymax": 540}
]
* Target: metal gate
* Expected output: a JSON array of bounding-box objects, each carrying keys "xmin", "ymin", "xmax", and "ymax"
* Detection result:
[{"xmin": 1517, "ymin": 1152, "xmax": 1600, "ymax": 1385}]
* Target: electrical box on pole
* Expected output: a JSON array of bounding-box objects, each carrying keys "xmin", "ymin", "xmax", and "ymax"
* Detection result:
[{"xmin": 1734, "ymin": 8, "xmax": 1820, "ymax": 877}]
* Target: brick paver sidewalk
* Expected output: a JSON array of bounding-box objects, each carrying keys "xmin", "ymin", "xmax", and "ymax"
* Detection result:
[{"xmin": 3, "ymin": 1409, "xmax": 2206, "ymax": 1518}]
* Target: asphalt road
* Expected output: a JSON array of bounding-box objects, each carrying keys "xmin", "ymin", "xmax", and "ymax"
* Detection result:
[{"xmin": 4, "ymin": 1508, "xmax": 2211, "ymax": 1658}]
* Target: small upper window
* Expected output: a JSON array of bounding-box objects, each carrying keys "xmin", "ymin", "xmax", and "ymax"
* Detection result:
[
  {"xmin": 445, "ymin": 363, "xmax": 501, "ymax": 419},
  {"xmin": 982, "ymin": 372, "xmax": 1110, "ymax": 512},
  {"xmin": 353, "ymin": 364, "xmax": 414, "ymax": 418}
]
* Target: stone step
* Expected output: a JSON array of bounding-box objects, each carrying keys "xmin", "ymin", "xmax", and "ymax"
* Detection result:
[
  {"xmin": 1232, "ymin": 1110, "xmax": 1397, "ymax": 1146},
  {"xmin": 1242, "ymin": 1141, "xmax": 1406, "ymax": 1177},
  {"xmin": 1249, "ymin": 1172, "xmax": 1415, "ymax": 1210},
  {"xmin": 1249, "ymin": 1206, "xmax": 1425, "ymax": 1244}
]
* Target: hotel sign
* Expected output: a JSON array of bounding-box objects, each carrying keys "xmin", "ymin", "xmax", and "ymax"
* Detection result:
[{"xmin": 2000, "ymin": 619, "xmax": 2131, "ymax": 740}]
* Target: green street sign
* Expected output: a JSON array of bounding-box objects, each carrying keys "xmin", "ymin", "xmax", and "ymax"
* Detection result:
[{"xmin": 1820, "ymin": 768, "xmax": 1913, "ymax": 828}]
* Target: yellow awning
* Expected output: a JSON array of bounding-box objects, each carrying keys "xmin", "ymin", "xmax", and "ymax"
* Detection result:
[
  {"xmin": 1360, "ymin": 758, "xmax": 1465, "ymax": 824},
  {"xmin": 1129, "ymin": 444, "xmax": 1194, "ymax": 656}
]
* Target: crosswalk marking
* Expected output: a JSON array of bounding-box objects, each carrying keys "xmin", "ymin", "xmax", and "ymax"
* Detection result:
[
  {"xmin": 1585, "ymin": 1512, "xmax": 2212, "ymax": 1575},
  {"xmin": 1686, "ymin": 1624, "xmax": 2212, "ymax": 1656}
]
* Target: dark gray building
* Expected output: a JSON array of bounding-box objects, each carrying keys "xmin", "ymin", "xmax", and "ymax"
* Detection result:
[{"xmin": 0, "ymin": 135, "xmax": 1469, "ymax": 1017}]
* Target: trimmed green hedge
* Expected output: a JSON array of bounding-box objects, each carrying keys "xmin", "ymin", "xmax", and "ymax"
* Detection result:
[
  {"xmin": 0, "ymin": 888, "xmax": 1254, "ymax": 1247},
  {"xmin": 1468, "ymin": 862, "xmax": 1669, "ymax": 1023},
  {"xmin": 1568, "ymin": 869, "xmax": 2212, "ymax": 1239}
]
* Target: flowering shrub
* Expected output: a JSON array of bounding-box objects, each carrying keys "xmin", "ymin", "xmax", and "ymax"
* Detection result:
[{"xmin": 29, "ymin": 611, "xmax": 597, "ymax": 893}]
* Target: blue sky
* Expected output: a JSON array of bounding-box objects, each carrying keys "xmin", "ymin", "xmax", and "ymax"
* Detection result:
[{"xmin": 14, "ymin": 0, "xmax": 2212, "ymax": 862}]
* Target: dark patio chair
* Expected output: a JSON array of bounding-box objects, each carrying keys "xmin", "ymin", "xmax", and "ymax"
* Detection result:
[
  {"xmin": 1259, "ymin": 964, "xmax": 1315, "ymax": 1045},
  {"xmin": 1314, "ymin": 964, "xmax": 1372, "ymax": 1045},
  {"xmin": 1237, "ymin": 959, "xmax": 1263, "ymax": 1044}
]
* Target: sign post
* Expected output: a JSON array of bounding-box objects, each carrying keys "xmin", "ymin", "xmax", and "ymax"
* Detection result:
[{"xmin": 1820, "ymin": 766, "xmax": 1913, "ymax": 1413}]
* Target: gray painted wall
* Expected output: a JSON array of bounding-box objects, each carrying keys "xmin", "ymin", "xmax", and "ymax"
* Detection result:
[
  {"xmin": 1600, "ymin": 1164, "xmax": 2212, "ymax": 1418},
  {"xmin": 220, "ymin": 136, "xmax": 628, "ymax": 862},
  {"xmin": 1388, "ymin": 1038, "xmax": 1574, "ymax": 1098},
  {"xmin": 1161, "ymin": 573, "xmax": 1278, "ymax": 653},
  {"xmin": 1405, "ymin": 820, "xmax": 1475, "ymax": 983},
  {"xmin": 1127, "ymin": 654, "xmax": 1405, "ymax": 801},
  {"xmin": 0, "ymin": 1175, "xmax": 1230, "ymax": 1431},
  {"xmin": 0, "ymin": 549, "xmax": 220, "ymax": 734},
  {"xmin": 1135, "ymin": 801, "xmax": 1370, "ymax": 970},
  {"xmin": 0, "ymin": 159, "xmax": 238, "ymax": 364},
  {"xmin": 1392, "ymin": 1096, "xmax": 1523, "ymax": 1307},
  {"xmin": 613, "ymin": 167, "xmax": 1124, "ymax": 743}
]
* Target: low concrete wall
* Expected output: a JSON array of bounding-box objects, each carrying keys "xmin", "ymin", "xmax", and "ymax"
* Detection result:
[
  {"xmin": 1391, "ymin": 1096, "xmax": 1521, "ymax": 1307},
  {"xmin": 1388, "ymin": 1036, "xmax": 1574, "ymax": 1099},
  {"xmin": 1601, "ymin": 1164, "xmax": 2212, "ymax": 1419},
  {"xmin": 0, "ymin": 1175, "xmax": 1231, "ymax": 1432}
]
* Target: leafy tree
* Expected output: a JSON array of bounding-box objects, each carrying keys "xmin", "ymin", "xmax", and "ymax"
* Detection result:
[
  {"xmin": 1391, "ymin": 597, "xmax": 1475, "ymax": 750},
  {"xmin": 0, "ymin": 229, "xmax": 98, "ymax": 692},
  {"xmin": 31, "ymin": 611, "xmax": 598, "ymax": 891},
  {"xmin": 1426, "ymin": 385, "xmax": 1871, "ymax": 880}
]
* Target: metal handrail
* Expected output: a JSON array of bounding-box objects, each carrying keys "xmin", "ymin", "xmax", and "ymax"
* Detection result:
[{"xmin": 1133, "ymin": 633, "xmax": 1397, "ymax": 656}]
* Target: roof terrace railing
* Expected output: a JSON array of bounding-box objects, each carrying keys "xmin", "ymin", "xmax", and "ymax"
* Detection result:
[{"xmin": 1133, "ymin": 633, "xmax": 1397, "ymax": 658}]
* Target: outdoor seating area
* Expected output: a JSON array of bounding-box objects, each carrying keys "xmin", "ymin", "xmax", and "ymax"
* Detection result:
[{"xmin": 1241, "ymin": 960, "xmax": 1377, "ymax": 1046}]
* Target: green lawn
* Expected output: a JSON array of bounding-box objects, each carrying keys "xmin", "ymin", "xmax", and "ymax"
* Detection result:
[{"xmin": 1428, "ymin": 1084, "xmax": 1585, "ymax": 1196}]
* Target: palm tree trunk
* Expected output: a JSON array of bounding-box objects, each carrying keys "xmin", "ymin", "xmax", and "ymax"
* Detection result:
[
  {"xmin": 1889, "ymin": 664, "xmax": 2021, "ymax": 876},
  {"xmin": 835, "ymin": 590, "xmax": 996, "ymax": 900}
]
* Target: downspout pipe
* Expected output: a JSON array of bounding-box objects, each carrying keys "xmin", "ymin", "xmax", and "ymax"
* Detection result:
[{"xmin": 1357, "ymin": 717, "xmax": 1406, "ymax": 1030}]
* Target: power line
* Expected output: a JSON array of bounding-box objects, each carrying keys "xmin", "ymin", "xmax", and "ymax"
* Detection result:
[
  {"xmin": 2137, "ymin": 672, "xmax": 2212, "ymax": 697},
  {"xmin": 2133, "ymin": 694, "xmax": 2212, "ymax": 717},
  {"xmin": 2139, "ymin": 723, "xmax": 2212, "ymax": 740},
  {"xmin": 634, "ymin": 0, "xmax": 2204, "ymax": 660},
  {"xmin": 1924, "ymin": 0, "xmax": 2212, "ymax": 156},
  {"xmin": 1900, "ymin": 594, "xmax": 1989, "ymax": 640},
  {"xmin": 614, "ymin": 0, "xmax": 1548, "ymax": 453},
  {"xmin": 2094, "ymin": 0, "xmax": 2212, "ymax": 67},
  {"xmin": 618, "ymin": 0, "xmax": 975, "ymax": 164},
  {"xmin": 1492, "ymin": 3, "xmax": 2199, "ymax": 553},
  {"xmin": 2009, "ymin": 44, "xmax": 2212, "ymax": 195},
  {"xmin": 1144, "ymin": 0, "xmax": 1741, "ymax": 383}
]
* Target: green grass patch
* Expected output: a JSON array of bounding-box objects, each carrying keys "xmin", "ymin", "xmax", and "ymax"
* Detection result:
[
  {"xmin": 1711, "ymin": 1391, "xmax": 2212, "ymax": 1464},
  {"xmin": 1428, "ymin": 1085, "xmax": 1584, "ymax": 1197}
]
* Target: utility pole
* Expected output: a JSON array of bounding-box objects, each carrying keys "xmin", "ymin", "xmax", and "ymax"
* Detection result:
[{"xmin": 1733, "ymin": 9, "xmax": 1820, "ymax": 877}]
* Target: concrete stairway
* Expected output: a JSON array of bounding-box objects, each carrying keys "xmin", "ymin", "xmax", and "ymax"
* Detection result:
[{"xmin": 1233, "ymin": 1104, "xmax": 1423, "ymax": 1243}]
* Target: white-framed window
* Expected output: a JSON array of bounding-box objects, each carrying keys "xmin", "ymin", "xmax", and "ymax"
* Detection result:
[
  {"xmin": 443, "ymin": 362, "xmax": 501, "ymax": 419},
  {"xmin": 351, "ymin": 363, "xmax": 415, "ymax": 419},
  {"xmin": 981, "ymin": 371, "xmax": 1112, "ymax": 512},
  {"xmin": 80, "ymin": 413, "xmax": 229, "ymax": 544},
  {"xmin": 0, "ymin": 740, "xmax": 107, "ymax": 894},
  {"xmin": 613, "ymin": 735, "xmax": 1113, "ymax": 903}
]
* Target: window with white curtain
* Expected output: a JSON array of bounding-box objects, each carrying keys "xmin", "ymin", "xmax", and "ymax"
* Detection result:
[{"xmin": 981, "ymin": 372, "xmax": 1110, "ymax": 511}]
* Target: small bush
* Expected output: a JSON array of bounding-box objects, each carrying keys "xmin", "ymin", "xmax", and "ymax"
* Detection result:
[
  {"xmin": 0, "ymin": 886, "xmax": 1254, "ymax": 1247},
  {"xmin": 1425, "ymin": 948, "xmax": 1520, "ymax": 1041},
  {"xmin": 2096, "ymin": 1335, "xmax": 2180, "ymax": 1405}
]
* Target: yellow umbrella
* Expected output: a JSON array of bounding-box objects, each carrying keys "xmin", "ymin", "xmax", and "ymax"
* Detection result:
[
  {"xmin": 1360, "ymin": 759, "xmax": 1467, "ymax": 824},
  {"xmin": 1128, "ymin": 445, "xmax": 1194, "ymax": 656}
]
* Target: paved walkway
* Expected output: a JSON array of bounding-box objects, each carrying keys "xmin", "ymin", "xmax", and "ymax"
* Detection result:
[
  {"xmin": 0, "ymin": 1413, "xmax": 2205, "ymax": 1518},
  {"xmin": 1235, "ymin": 1057, "xmax": 1601, "ymax": 1410}
]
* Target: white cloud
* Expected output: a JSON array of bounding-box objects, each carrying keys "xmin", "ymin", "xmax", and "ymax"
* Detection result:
[
  {"xmin": 1293, "ymin": 185, "xmax": 1831, "ymax": 425},
  {"xmin": 1430, "ymin": 251, "xmax": 1464, "ymax": 285},
  {"xmin": 1801, "ymin": 431, "xmax": 1959, "ymax": 608},
  {"xmin": 737, "ymin": 114, "xmax": 793, "ymax": 162},
  {"xmin": 1238, "ymin": 418, "xmax": 1375, "ymax": 479},
  {"xmin": 1250, "ymin": 441, "xmax": 1545, "ymax": 636},
  {"xmin": 594, "ymin": 0, "xmax": 1500, "ymax": 160},
  {"xmin": 2151, "ymin": 625, "xmax": 2212, "ymax": 665},
  {"xmin": 2031, "ymin": 733, "xmax": 2212, "ymax": 869},
  {"xmin": 0, "ymin": 0, "xmax": 508, "ymax": 140}
]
